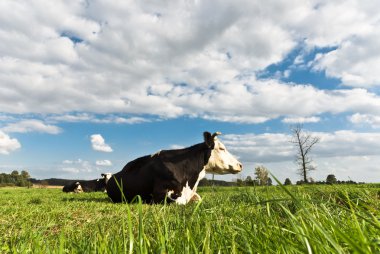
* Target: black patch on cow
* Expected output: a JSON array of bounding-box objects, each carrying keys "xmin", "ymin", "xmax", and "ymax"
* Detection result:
[
  {"xmin": 62, "ymin": 181, "xmax": 81, "ymax": 192},
  {"xmin": 203, "ymin": 131, "xmax": 215, "ymax": 148},
  {"xmin": 106, "ymin": 141, "xmax": 213, "ymax": 204},
  {"xmin": 62, "ymin": 178, "xmax": 107, "ymax": 192},
  {"xmin": 80, "ymin": 179, "xmax": 107, "ymax": 192}
]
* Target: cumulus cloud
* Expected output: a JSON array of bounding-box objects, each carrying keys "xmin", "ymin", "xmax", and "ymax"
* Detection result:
[
  {"xmin": 315, "ymin": 131, "xmax": 380, "ymax": 158},
  {"xmin": 349, "ymin": 113, "xmax": 380, "ymax": 128},
  {"xmin": 2, "ymin": 0, "xmax": 380, "ymax": 183},
  {"xmin": 0, "ymin": 130, "xmax": 21, "ymax": 155},
  {"xmin": 282, "ymin": 116, "xmax": 321, "ymax": 124},
  {"xmin": 90, "ymin": 134, "xmax": 113, "ymax": 153},
  {"xmin": 48, "ymin": 113, "xmax": 152, "ymax": 124},
  {"xmin": 314, "ymin": 32, "xmax": 380, "ymax": 87},
  {"xmin": 220, "ymin": 130, "xmax": 380, "ymax": 182},
  {"xmin": 95, "ymin": 160, "xmax": 112, "ymax": 166},
  {"xmin": 0, "ymin": 0, "xmax": 378, "ymax": 122},
  {"xmin": 61, "ymin": 159, "xmax": 93, "ymax": 174},
  {"xmin": 223, "ymin": 130, "xmax": 380, "ymax": 163},
  {"xmin": 165, "ymin": 81, "xmax": 380, "ymax": 123},
  {"xmin": 1, "ymin": 120, "xmax": 61, "ymax": 134},
  {"xmin": 222, "ymin": 133, "xmax": 293, "ymax": 163}
]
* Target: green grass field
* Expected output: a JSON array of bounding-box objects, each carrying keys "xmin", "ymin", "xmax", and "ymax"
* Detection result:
[{"xmin": 1, "ymin": 184, "xmax": 379, "ymax": 253}]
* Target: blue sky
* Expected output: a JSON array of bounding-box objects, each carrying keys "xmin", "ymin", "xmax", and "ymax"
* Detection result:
[{"xmin": 1, "ymin": 0, "xmax": 380, "ymax": 183}]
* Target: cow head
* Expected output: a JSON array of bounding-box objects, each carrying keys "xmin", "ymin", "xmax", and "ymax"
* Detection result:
[
  {"xmin": 203, "ymin": 131, "xmax": 242, "ymax": 174},
  {"xmin": 74, "ymin": 182, "xmax": 83, "ymax": 193},
  {"xmin": 101, "ymin": 173, "xmax": 112, "ymax": 184}
]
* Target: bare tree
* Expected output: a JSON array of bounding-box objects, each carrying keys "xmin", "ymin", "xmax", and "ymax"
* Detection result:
[{"xmin": 290, "ymin": 124, "xmax": 320, "ymax": 183}]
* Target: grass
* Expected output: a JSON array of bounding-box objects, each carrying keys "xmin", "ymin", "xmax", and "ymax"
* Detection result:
[{"xmin": 0, "ymin": 184, "xmax": 379, "ymax": 253}]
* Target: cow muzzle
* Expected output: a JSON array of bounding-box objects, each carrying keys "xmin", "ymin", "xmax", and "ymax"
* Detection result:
[{"xmin": 229, "ymin": 163, "xmax": 243, "ymax": 174}]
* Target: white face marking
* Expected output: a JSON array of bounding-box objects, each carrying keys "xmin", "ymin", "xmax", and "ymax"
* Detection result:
[
  {"xmin": 74, "ymin": 183, "xmax": 83, "ymax": 193},
  {"xmin": 167, "ymin": 169, "xmax": 206, "ymax": 205},
  {"xmin": 204, "ymin": 138, "xmax": 242, "ymax": 174},
  {"xmin": 101, "ymin": 173, "xmax": 112, "ymax": 184}
]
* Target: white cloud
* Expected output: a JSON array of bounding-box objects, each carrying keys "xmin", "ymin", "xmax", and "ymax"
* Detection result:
[
  {"xmin": 221, "ymin": 130, "xmax": 380, "ymax": 182},
  {"xmin": 3, "ymin": 82, "xmax": 380, "ymax": 125},
  {"xmin": 349, "ymin": 113, "xmax": 380, "ymax": 128},
  {"xmin": 110, "ymin": 116, "xmax": 151, "ymax": 124},
  {"xmin": 223, "ymin": 130, "xmax": 380, "ymax": 163},
  {"xmin": 61, "ymin": 167, "xmax": 80, "ymax": 174},
  {"xmin": 282, "ymin": 116, "xmax": 321, "ymax": 124},
  {"xmin": 0, "ymin": 130, "xmax": 21, "ymax": 155},
  {"xmin": 1, "ymin": 120, "xmax": 61, "ymax": 134},
  {"xmin": 314, "ymin": 32, "xmax": 380, "ymax": 87},
  {"xmin": 315, "ymin": 131, "xmax": 380, "ymax": 158},
  {"xmin": 49, "ymin": 113, "xmax": 94, "ymax": 123},
  {"xmin": 0, "ymin": 115, "xmax": 15, "ymax": 121},
  {"xmin": 222, "ymin": 133, "xmax": 293, "ymax": 163},
  {"xmin": 48, "ymin": 113, "xmax": 151, "ymax": 124},
  {"xmin": 95, "ymin": 160, "xmax": 112, "ymax": 166},
  {"xmin": 61, "ymin": 159, "xmax": 93, "ymax": 174},
  {"xmin": 0, "ymin": 0, "xmax": 380, "ymax": 120},
  {"xmin": 301, "ymin": 1, "xmax": 380, "ymax": 87},
  {"xmin": 164, "ymin": 81, "xmax": 380, "ymax": 123},
  {"xmin": 2, "ymin": 0, "xmax": 380, "ymax": 183},
  {"xmin": 90, "ymin": 134, "xmax": 113, "ymax": 153},
  {"xmin": 62, "ymin": 160, "xmax": 74, "ymax": 164}
]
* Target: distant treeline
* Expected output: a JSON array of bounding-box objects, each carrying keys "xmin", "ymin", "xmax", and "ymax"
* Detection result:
[
  {"xmin": 296, "ymin": 180, "xmax": 364, "ymax": 185},
  {"xmin": 1, "ymin": 171, "xmax": 366, "ymax": 188},
  {"xmin": 0, "ymin": 171, "xmax": 32, "ymax": 187},
  {"xmin": 199, "ymin": 178, "xmax": 237, "ymax": 186},
  {"xmin": 0, "ymin": 170, "xmax": 84, "ymax": 187}
]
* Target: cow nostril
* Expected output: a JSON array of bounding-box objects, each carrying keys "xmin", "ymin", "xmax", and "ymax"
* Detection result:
[{"xmin": 238, "ymin": 163, "xmax": 242, "ymax": 170}]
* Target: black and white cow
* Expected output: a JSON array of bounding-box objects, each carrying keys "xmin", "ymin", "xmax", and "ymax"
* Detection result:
[
  {"xmin": 106, "ymin": 132, "xmax": 242, "ymax": 204},
  {"xmin": 62, "ymin": 181, "xmax": 83, "ymax": 193},
  {"xmin": 62, "ymin": 173, "xmax": 112, "ymax": 193}
]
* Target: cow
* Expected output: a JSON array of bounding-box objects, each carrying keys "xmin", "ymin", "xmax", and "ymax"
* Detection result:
[
  {"xmin": 62, "ymin": 173, "xmax": 112, "ymax": 193},
  {"xmin": 106, "ymin": 131, "xmax": 242, "ymax": 204},
  {"xmin": 62, "ymin": 181, "xmax": 83, "ymax": 193}
]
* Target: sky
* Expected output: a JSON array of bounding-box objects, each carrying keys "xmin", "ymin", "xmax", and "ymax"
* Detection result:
[{"xmin": 1, "ymin": 0, "xmax": 380, "ymax": 183}]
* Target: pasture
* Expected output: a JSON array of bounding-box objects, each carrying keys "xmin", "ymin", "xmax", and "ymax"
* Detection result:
[{"xmin": 1, "ymin": 184, "xmax": 379, "ymax": 253}]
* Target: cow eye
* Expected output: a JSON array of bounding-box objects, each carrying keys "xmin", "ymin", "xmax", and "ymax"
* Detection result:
[{"xmin": 219, "ymin": 147, "xmax": 225, "ymax": 151}]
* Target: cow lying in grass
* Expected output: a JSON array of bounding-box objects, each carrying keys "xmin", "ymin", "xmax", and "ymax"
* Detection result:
[
  {"xmin": 62, "ymin": 173, "xmax": 112, "ymax": 193},
  {"xmin": 106, "ymin": 132, "xmax": 242, "ymax": 204}
]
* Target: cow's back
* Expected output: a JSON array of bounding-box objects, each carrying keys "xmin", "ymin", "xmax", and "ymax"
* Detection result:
[{"xmin": 106, "ymin": 155, "xmax": 158, "ymax": 203}]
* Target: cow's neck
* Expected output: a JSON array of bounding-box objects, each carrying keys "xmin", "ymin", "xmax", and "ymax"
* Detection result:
[{"xmin": 162, "ymin": 143, "xmax": 209, "ymax": 170}]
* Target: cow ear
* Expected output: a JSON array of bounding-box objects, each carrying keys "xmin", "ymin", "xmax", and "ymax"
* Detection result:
[{"xmin": 203, "ymin": 131, "xmax": 214, "ymax": 148}]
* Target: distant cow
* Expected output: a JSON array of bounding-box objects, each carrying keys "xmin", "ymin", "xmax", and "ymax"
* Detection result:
[
  {"xmin": 106, "ymin": 132, "xmax": 242, "ymax": 204},
  {"xmin": 62, "ymin": 173, "xmax": 112, "ymax": 193},
  {"xmin": 62, "ymin": 181, "xmax": 83, "ymax": 193}
]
